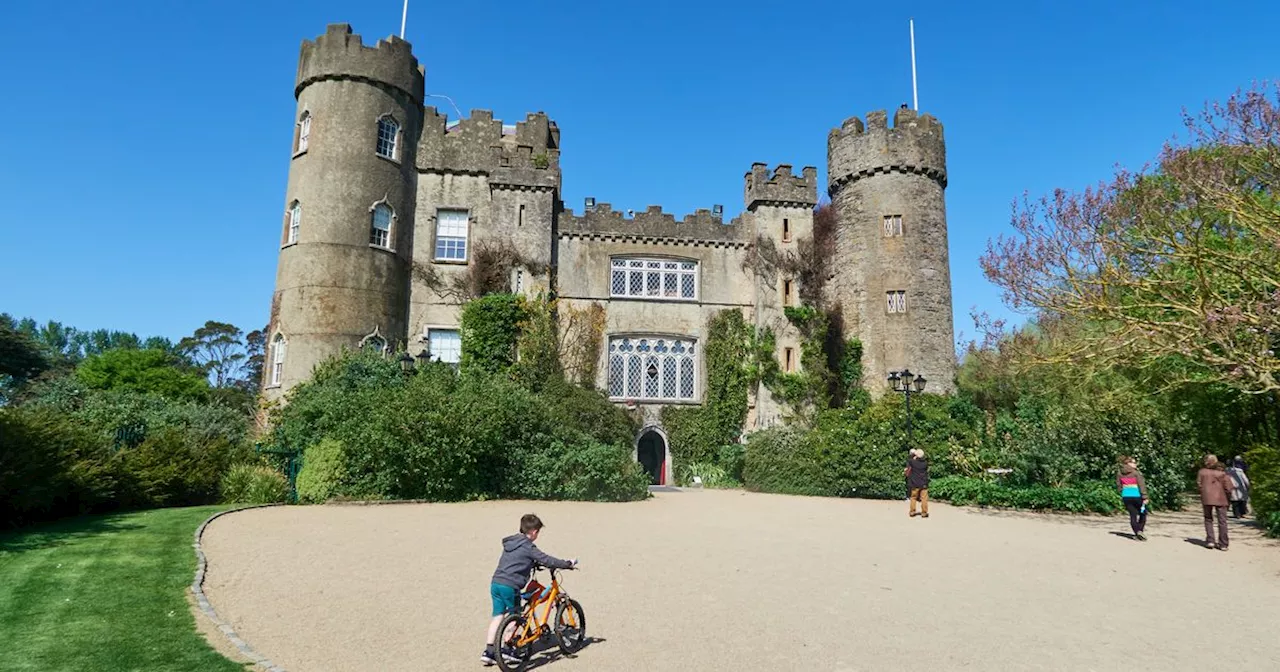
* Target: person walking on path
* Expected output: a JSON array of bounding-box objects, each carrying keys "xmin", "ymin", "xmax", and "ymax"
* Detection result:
[
  {"xmin": 1227, "ymin": 457, "xmax": 1251, "ymax": 519},
  {"xmin": 1116, "ymin": 456, "xmax": 1149, "ymax": 541},
  {"xmin": 905, "ymin": 448, "xmax": 930, "ymax": 518},
  {"xmin": 1197, "ymin": 455, "xmax": 1232, "ymax": 551}
]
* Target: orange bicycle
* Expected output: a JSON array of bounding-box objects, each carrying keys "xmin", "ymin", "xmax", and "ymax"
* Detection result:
[{"xmin": 495, "ymin": 565, "xmax": 586, "ymax": 672}]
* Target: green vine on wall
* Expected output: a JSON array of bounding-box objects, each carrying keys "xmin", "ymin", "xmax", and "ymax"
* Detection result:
[
  {"xmin": 413, "ymin": 240, "xmax": 547, "ymax": 303},
  {"xmin": 661, "ymin": 309, "xmax": 760, "ymax": 465}
]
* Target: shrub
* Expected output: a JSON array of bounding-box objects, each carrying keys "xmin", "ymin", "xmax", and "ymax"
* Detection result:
[
  {"xmin": 114, "ymin": 429, "xmax": 248, "ymax": 509},
  {"xmin": 0, "ymin": 408, "xmax": 115, "ymax": 528},
  {"xmin": 929, "ymin": 476, "xmax": 1122, "ymax": 514},
  {"xmin": 1245, "ymin": 444, "xmax": 1280, "ymax": 537},
  {"xmin": 743, "ymin": 426, "xmax": 825, "ymax": 496},
  {"xmin": 677, "ymin": 461, "xmax": 738, "ymax": 489},
  {"xmin": 220, "ymin": 464, "xmax": 291, "ymax": 504},
  {"xmin": 513, "ymin": 437, "xmax": 650, "ymax": 502},
  {"xmin": 272, "ymin": 350, "xmax": 649, "ymax": 503},
  {"xmin": 716, "ymin": 444, "xmax": 746, "ymax": 483},
  {"xmin": 295, "ymin": 438, "xmax": 347, "ymax": 504}
]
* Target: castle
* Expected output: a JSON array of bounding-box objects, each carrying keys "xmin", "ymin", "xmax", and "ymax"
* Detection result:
[{"xmin": 264, "ymin": 24, "xmax": 955, "ymax": 485}]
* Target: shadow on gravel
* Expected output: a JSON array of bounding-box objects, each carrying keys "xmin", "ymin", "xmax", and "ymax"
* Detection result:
[
  {"xmin": 523, "ymin": 637, "xmax": 606, "ymax": 670},
  {"xmin": 1183, "ymin": 537, "xmax": 1215, "ymax": 549},
  {"xmin": 1108, "ymin": 531, "xmax": 1138, "ymax": 540}
]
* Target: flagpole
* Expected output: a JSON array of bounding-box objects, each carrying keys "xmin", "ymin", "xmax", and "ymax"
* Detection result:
[
  {"xmin": 909, "ymin": 18, "xmax": 918, "ymax": 111},
  {"xmin": 400, "ymin": 0, "xmax": 408, "ymax": 38}
]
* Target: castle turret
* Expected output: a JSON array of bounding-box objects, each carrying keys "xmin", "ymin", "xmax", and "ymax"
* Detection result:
[
  {"xmin": 265, "ymin": 24, "xmax": 425, "ymax": 399},
  {"xmin": 827, "ymin": 107, "xmax": 954, "ymax": 395}
]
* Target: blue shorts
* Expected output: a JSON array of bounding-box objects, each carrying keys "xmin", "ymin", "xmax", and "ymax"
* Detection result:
[{"xmin": 490, "ymin": 583, "xmax": 521, "ymax": 617}]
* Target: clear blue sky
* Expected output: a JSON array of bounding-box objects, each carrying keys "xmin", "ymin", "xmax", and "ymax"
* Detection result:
[{"xmin": 1, "ymin": 0, "xmax": 1275, "ymax": 345}]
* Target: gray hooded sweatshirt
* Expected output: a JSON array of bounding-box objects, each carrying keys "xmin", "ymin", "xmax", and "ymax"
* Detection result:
[{"xmin": 491, "ymin": 533, "xmax": 574, "ymax": 589}]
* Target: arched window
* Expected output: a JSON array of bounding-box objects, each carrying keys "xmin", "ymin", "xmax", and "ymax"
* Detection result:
[
  {"xmin": 370, "ymin": 202, "xmax": 393, "ymax": 248},
  {"xmin": 285, "ymin": 201, "xmax": 301, "ymax": 245},
  {"xmin": 376, "ymin": 115, "xmax": 400, "ymax": 159},
  {"xmin": 270, "ymin": 334, "xmax": 287, "ymax": 386},
  {"xmin": 296, "ymin": 112, "xmax": 311, "ymax": 153},
  {"xmin": 607, "ymin": 337, "xmax": 696, "ymax": 401},
  {"xmin": 359, "ymin": 327, "xmax": 388, "ymax": 355}
]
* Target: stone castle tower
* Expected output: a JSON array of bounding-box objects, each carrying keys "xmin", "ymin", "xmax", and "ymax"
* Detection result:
[
  {"xmin": 264, "ymin": 24, "xmax": 954, "ymax": 481},
  {"xmin": 827, "ymin": 107, "xmax": 955, "ymax": 394}
]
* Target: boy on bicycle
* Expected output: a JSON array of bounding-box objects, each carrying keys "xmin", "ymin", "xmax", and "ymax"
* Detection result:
[{"xmin": 482, "ymin": 513, "xmax": 576, "ymax": 666}]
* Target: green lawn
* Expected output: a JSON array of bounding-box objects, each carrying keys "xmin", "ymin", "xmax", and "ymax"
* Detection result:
[{"xmin": 0, "ymin": 506, "xmax": 247, "ymax": 672}]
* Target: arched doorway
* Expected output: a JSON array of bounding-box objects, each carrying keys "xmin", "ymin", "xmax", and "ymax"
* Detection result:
[{"xmin": 636, "ymin": 429, "xmax": 667, "ymax": 486}]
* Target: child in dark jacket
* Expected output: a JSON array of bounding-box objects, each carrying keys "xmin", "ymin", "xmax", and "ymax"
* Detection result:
[{"xmin": 482, "ymin": 514, "xmax": 576, "ymax": 666}]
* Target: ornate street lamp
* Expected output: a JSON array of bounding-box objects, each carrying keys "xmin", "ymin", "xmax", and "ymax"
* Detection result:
[
  {"xmin": 399, "ymin": 351, "xmax": 415, "ymax": 376},
  {"xmin": 887, "ymin": 369, "xmax": 928, "ymax": 453},
  {"xmin": 416, "ymin": 348, "xmax": 431, "ymax": 369}
]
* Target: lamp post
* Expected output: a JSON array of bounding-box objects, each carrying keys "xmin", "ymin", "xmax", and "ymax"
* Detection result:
[
  {"xmin": 887, "ymin": 369, "xmax": 928, "ymax": 453},
  {"xmin": 399, "ymin": 351, "xmax": 415, "ymax": 376}
]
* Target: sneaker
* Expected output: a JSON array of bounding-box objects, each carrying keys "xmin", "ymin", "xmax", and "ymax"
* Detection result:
[
  {"xmin": 921, "ymin": 513, "xmax": 929, "ymax": 518},
  {"xmin": 480, "ymin": 649, "xmax": 496, "ymax": 666},
  {"xmin": 1218, "ymin": 545, "xmax": 1229, "ymax": 552},
  {"xmin": 1206, "ymin": 541, "xmax": 1217, "ymax": 549},
  {"xmin": 501, "ymin": 647, "xmax": 522, "ymax": 663},
  {"xmin": 1136, "ymin": 532, "xmax": 1147, "ymax": 541}
]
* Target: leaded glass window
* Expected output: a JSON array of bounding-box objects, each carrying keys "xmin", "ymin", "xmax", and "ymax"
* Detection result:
[
  {"xmin": 610, "ymin": 258, "xmax": 697, "ymax": 301},
  {"xmin": 607, "ymin": 336, "xmax": 696, "ymax": 401}
]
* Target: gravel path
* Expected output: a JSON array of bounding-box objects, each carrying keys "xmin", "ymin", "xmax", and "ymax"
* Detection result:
[{"xmin": 200, "ymin": 491, "xmax": 1280, "ymax": 672}]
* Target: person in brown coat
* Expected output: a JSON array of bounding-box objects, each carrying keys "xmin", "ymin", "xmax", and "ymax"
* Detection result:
[{"xmin": 1197, "ymin": 455, "xmax": 1232, "ymax": 550}]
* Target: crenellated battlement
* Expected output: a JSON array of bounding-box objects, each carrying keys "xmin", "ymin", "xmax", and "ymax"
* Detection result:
[
  {"xmin": 827, "ymin": 107, "xmax": 946, "ymax": 195},
  {"xmin": 296, "ymin": 23, "xmax": 424, "ymax": 104},
  {"xmin": 743, "ymin": 163, "xmax": 818, "ymax": 211},
  {"xmin": 560, "ymin": 203, "xmax": 749, "ymax": 246},
  {"xmin": 418, "ymin": 108, "xmax": 560, "ymax": 189}
]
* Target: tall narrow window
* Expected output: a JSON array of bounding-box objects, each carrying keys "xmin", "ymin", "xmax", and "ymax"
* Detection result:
[
  {"xmin": 782, "ymin": 218, "xmax": 792, "ymax": 242},
  {"xmin": 782, "ymin": 279, "xmax": 794, "ymax": 306},
  {"xmin": 513, "ymin": 269, "xmax": 524, "ymax": 293},
  {"xmin": 270, "ymin": 334, "xmax": 286, "ymax": 386},
  {"xmin": 518, "ymin": 204, "xmax": 525, "ymax": 227},
  {"xmin": 783, "ymin": 347, "xmax": 795, "ymax": 373},
  {"xmin": 887, "ymin": 290, "xmax": 907, "ymax": 314},
  {"xmin": 428, "ymin": 328, "xmax": 461, "ymax": 364},
  {"xmin": 435, "ymin": 210, "xmax": 469, "ymax": 261},
  {"xmin": 376, "ymin": 116, "xmax": 400, "ymax": 159},
  {"xmin": 286, "ymin": 201, "xmax": 301, "ymax": 245},
  {"xmin": 883, "ymin": 214, "xmax": 903, "ymax": 237},
  {"xmin": 370, "ymin": 203, "xmax": 393, "ymax": 248},
  {"xmin": 296, "ymin": 112, "xmax": 311, "ymax": 153}
]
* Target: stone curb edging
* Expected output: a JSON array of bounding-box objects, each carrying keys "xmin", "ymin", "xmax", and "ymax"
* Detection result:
[{"xmin": 192, "ymin": 504, "xmax": 287, "ymax": 672}]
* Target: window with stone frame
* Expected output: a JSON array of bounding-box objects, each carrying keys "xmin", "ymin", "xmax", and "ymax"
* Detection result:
[
  {"xmin": 270, "ymin": 333, "xmax": 287, "ymax": 386},
  {"xmin": 783, "ymin": 347, "xmax": 795, "ymax": 373},
  {"xmin": 886, "ymin": 290, "xmax": 907, "ymax": 314},
  {"xmin": 607, "ymin": 336, "xmax": 696, "ymax": 402},
  {"xmin": 434, "ymin": 209, "xmax": 469, "ymax": 261},
  {"xmin": 782, "ymin": 278, "xmax": 794, "ymax": 306},
  {"xmin": 376, "ymin": 115, "xmax": 400, "ymax": 160},
  {"xmin": 427, "ymin": 328, "xmax": 461, "ymax": 364},
  {"xmin": 883, "ymin": 214, "xmax": 903, "ymax": 237},
  {"xmin": 782, "ymin": 218, "xmax": 792, "ymax": 242},
  {"xmin": 285, "ymin": 201, "xmax": 301, "ymax": 245},
  {"xmin": 296, "ymin": 112, "xmax": 311, "ymax": 153},
  {"xmin": 610, "ymin": 258, "xmax": 697, "ymax": 301},
  {"xmin": 370, "ymin": 203, "xmax": 393, "ymax": 249}
]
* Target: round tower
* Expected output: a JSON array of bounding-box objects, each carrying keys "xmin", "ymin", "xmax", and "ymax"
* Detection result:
[
  {"xmin": 265, "ymin": 24, "xmax": 424, "ymax": 400},
  {"xmin": 826, "ymin": 106, "xmax": 954, "ymax": 395}
]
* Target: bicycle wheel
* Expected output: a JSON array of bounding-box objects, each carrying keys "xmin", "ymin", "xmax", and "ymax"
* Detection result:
[
  {"xmin": 554, "ymin": 598, "xmax": 587, "ymax": 654},
  {"xmin": 494, "ymin": 612, "xmax": 533, "ymax": 672}
]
